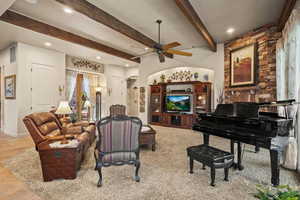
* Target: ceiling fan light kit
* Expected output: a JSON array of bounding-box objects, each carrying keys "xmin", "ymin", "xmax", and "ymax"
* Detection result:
[{"xmin": 132, "ymin": 19, "xmax": 193, "ymax": 63}]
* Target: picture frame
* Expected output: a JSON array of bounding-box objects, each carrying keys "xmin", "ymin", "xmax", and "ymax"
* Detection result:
[
  {"xmin": 5, "ymin": 75, "xmax": 16, "ymax": 99},
  {"xmin": 230, "ymin": 43, "xmax": 257, "ymax": 87}
]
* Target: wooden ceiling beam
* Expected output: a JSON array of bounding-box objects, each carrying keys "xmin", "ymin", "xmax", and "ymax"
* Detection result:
[
  {"xmin": 174, "ymin": 0, "xmax": 217, "ymax": 52},
  {"xmin": 54, "ymin": 0, "xmax": 173, "ymax": 59},
  {"xmin": 278, "ymin": 0, "xmax": 297, "ymax": 31},
  {"xmin": 0, "ymin": 10, "xmax": 141, "ymax": 63}
]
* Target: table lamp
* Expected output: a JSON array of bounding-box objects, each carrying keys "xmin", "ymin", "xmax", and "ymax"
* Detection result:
[{"xmin": 55, "ymin": 101, "xmax": 73, "ymax": 144}]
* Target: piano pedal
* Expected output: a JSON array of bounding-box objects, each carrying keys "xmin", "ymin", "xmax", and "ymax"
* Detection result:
[
  {"xmin": 255, "ymin": 146, "xmax": 260, "ymax": 153},
  {"xmin": 231, "ymin": 163, "xmax": 244, "ymax": 170}
]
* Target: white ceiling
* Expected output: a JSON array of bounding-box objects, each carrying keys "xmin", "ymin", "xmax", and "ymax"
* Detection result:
[
  {"xmin": 0, "ymin": 0, "xmax": 16, "ymax": 16},
  {"xmin": 0, "ymin": 0, "xmax": 286, "ymax": 66},
  {"xmin": 190, "ymin": 0, "xmax": 285, "ymax": 42}
]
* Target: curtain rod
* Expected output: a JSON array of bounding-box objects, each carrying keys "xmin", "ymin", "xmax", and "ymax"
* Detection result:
[{"xmin": 66, "ymin": 67, "xmax": 104, "ymax": 75}]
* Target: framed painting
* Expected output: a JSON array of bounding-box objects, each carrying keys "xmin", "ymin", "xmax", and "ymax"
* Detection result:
[
  {"xmin": 230, "ymin": 43, "xmax": 257, "ymax": 87},
  {"xmin": 5, "ymin": 75, "xmax": 16, "ymax": 99}
]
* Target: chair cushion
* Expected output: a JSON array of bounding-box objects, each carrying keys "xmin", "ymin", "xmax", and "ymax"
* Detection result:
[
  {"xmin": 29, "ymin": 112, "xmax": 55, "ymax": 126},
  {"xmin": 99, "ymin": 120, "xmax": 140, "ymax": 152},
  {"xmin": 45, "ymin": 129, "xmax": 61, "ymax": 138},
  {"xmin": 102, "ymin": 152, "xmax": 136, "ymax": 163},
  {"xmin": 73, "ymin": 121, "xmax": 89, "ymax": 127},
  {"xmin": 65, "ymin": 126, "xmax": 83, "ymax": 135},
  {"xmin": 28, "ymin": 112, "xmax": 61, "ymax": 136}
]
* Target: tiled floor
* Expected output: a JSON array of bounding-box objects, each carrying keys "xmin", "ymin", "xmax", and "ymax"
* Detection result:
[{"xmin": 0, "ymin": 133, "xmax": 42, "ymax": 200}]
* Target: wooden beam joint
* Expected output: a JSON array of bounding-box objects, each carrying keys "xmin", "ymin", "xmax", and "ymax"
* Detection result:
[
  {"xmin": 278, "ymin": 0, "xmax": 297, "ymax": 31},
  {"xmin": 174, "ymin": 0, "xmax": 217, "ymax": 52}
]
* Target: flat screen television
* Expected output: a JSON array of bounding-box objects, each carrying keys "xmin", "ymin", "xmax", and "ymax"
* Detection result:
[{"xmin": 166, "ymin": 95, "xmax": 191, "ymax": 112}]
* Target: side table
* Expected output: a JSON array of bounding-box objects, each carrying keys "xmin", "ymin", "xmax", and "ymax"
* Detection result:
[{"xmin": 140, "ymin": 125, "xmax": 156, "ymax": 151}]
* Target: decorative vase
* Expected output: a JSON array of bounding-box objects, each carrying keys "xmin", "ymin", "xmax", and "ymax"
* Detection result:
[
  {"xmin": 194, "ymin": 72, "xmax": 199, "ymax": 80},
  {"xmin": 160, "ymin": 74, "xmax": 166, "ymax": 83}
]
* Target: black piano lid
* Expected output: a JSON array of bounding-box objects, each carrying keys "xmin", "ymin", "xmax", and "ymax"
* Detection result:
[{"xmin": 213, "ymin": 102, "xmax": 259, "ymax": 118}]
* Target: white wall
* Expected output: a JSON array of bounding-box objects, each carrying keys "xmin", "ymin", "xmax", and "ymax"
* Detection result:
[
  {"xmin": 0, "ymin": 42, "xmax": 66, "ymax": 136},
  {"xmin": 0, "ymin": 0, "xmax": 16, "ymax": 16},
  {"xmin": 0, "ymin": 44, "xmax": 18, "ymax": 136},
  {"xmin": 125, "ymin": 67, "xmax": 139, "ymax": 79},
  {"xmin": 138, "ymin": 44, "xmax": 224, "ymax": 123},
  {"xmin": 17, "ymin": 43, "xmax": 66, "ymax": 135}
]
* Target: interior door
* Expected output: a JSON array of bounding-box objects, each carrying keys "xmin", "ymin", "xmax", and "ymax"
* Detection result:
[
  {"xmin": 31, "ymin": 63, "xmax": 56, "ymax": 112},
  {"xmin": 111, "ymin": 75, "xmax": 125, "ymax": 105},
  {"xmin": 127, "ymin": 86, "xmax": 139, "ymax": 116}
]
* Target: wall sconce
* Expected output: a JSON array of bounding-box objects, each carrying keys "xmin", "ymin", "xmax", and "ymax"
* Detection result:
[
  {"xmin": 58, "ymin": 85, "xmax": 64, "ymax": 96},
  {"xmin": 198, "ymin": 96, "xmax": 203, "ymax": 100},
  {"xmin": 108, "ymin": 88, "xmax": 112, "ymax": 96}
]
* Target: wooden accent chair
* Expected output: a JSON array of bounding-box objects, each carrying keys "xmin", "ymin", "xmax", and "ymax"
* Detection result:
[
  {"xmin": 109, "ymin": 104, "xmax": 126, "ymax": 117},
  {"xmin": 94, "ymin": 115, "xmax": 142, "ymax": 187}
]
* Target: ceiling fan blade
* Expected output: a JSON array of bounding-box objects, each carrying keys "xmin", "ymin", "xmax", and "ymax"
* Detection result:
[
  {"xmin": 131, "ymin": 50, "xmax": 155, "ymax": 60},
  {"xmin": 158, "ymin": 53, "xmax": 165, "ymax": 63},
  {"xmin": 162, "ymin": 42, "xmax": 181, "ymax": 50},
  {"xmin": 166, "ymin": 49, "xmax": 192, "ymax": 57}
]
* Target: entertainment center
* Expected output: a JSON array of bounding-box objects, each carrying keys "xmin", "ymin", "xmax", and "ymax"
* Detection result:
[{"xmin": 149, "ymin": 81, "xmax": 212, "ymax": 129}]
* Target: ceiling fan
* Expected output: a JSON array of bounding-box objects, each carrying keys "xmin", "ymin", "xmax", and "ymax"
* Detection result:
[{"xmin": 132, "ymin": 20, "xmax": 192, "ymax": 63}]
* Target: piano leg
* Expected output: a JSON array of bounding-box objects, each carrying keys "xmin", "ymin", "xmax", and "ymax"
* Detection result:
[
  {"xmin": 189, "ymin": 158, "xmax": 194, "ymax": 174},
  {"xmin": 231, "ymin": 140, "xmax": 244, "ymax": 170},
  {"xmin": 255, "ymin": 145, "xmax": 260, "ymax": 153},
  {"xmin": 237, "ymin": 142, "xmax": 244, "ymax": 170},
  {"xmin": 270, "ymin": 150, "xmax": 280, "ymax": 186},
  {"xmin": 230, "ymin": 140, "xmax": 234, "ymax": 154}
]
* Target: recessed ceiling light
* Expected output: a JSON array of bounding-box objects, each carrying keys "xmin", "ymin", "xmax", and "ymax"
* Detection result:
[
  {"xmin": 226, "ymin": 28, "xmax": 235, "ymax": 34},
  {"xmin": 96, "ymin": 56, "xmax": 101, "ymax": 60},
  {"xmin": 145, "ymin": 47, "xmax": 149, "ymax": 50},
  {"xmin": 25, "ymin": 0, "xmax": 38, "ymax": 4},
  {"xmin": 44, "ymin": 42, "xmax": 52, "ymax": 47},
  {"xmin": 125, "ymin": 64, "xmax": 130, "ymax": 67},
  {"xmin": 64, "ymin": 8, "xmax": 73, "ymax": 14}
]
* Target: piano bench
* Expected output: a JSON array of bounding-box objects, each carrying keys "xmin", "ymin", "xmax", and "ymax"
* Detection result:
[{"xmin": 187, "ymin": 145, "xmax": 234, "ymax": 187}]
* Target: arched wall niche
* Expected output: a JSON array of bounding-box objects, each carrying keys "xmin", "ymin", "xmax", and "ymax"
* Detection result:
[{"xmin": 141, "ymin": 66, "xmax": 215, "ymax": 123}]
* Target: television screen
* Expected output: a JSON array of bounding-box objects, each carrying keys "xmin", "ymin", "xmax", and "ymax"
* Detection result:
[{"xmin": 166, "ymin": 95, "xmax": 191, "ymax": 112}]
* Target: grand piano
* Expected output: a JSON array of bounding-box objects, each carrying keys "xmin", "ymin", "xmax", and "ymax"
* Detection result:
[{"xmin": 192, "ymin": 100, "xmax": 296, "ymax": 186}]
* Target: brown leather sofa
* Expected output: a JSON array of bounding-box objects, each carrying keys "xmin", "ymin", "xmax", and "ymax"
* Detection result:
[
  {"xmin": 23, "ymin": 111, "xmax": 95, "ymax": 156},
  {"xmin": 23, "ymin": 112, "xmax": 97, "ymax": 181},
  {"xmin": 50, "ymin": 110, "xmax": 96, "ymax": 145}
]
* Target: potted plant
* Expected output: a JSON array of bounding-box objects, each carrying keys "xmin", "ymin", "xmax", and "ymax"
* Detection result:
[{"xmin": 254, "ymin": 185, "xmax": 300, "ymax": 200}]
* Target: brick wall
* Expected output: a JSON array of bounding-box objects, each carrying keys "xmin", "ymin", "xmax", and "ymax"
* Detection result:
[{"xmin": 224, "ymin": 25, "xmax": 281, "ymax": 103}]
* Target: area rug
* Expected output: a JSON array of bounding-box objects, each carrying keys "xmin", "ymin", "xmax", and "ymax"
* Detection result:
[{"xmin": 2, "ymin": 126, "xmax": 300, "ymax": 200}]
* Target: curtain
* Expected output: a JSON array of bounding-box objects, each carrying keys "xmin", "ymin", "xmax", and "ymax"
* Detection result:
[
  {"xmin": 276, "ymin": 2, "xmax": 300, "ymax": 172},
  {"xmin": 82, "ymin": 74, "xmax": 90, "ymax": 100},
  {"xmin": 66, "ymin": 70, "xmax": 78, "ymax": 102}
]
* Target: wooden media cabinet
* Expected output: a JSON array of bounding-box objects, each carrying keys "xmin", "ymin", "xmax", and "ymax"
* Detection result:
[{"xmin": 149, "ymin": 81, "xmax": 212, "ymax": 129}]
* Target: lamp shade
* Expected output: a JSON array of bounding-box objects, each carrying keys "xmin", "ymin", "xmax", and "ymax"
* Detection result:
[
  {"xmin": 55, "ymin": 101, "xmax": 73, "ymax": 115},
  {"xmin": 84, "ymin": 100, "xmax": 92, "ymax": 108}
]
